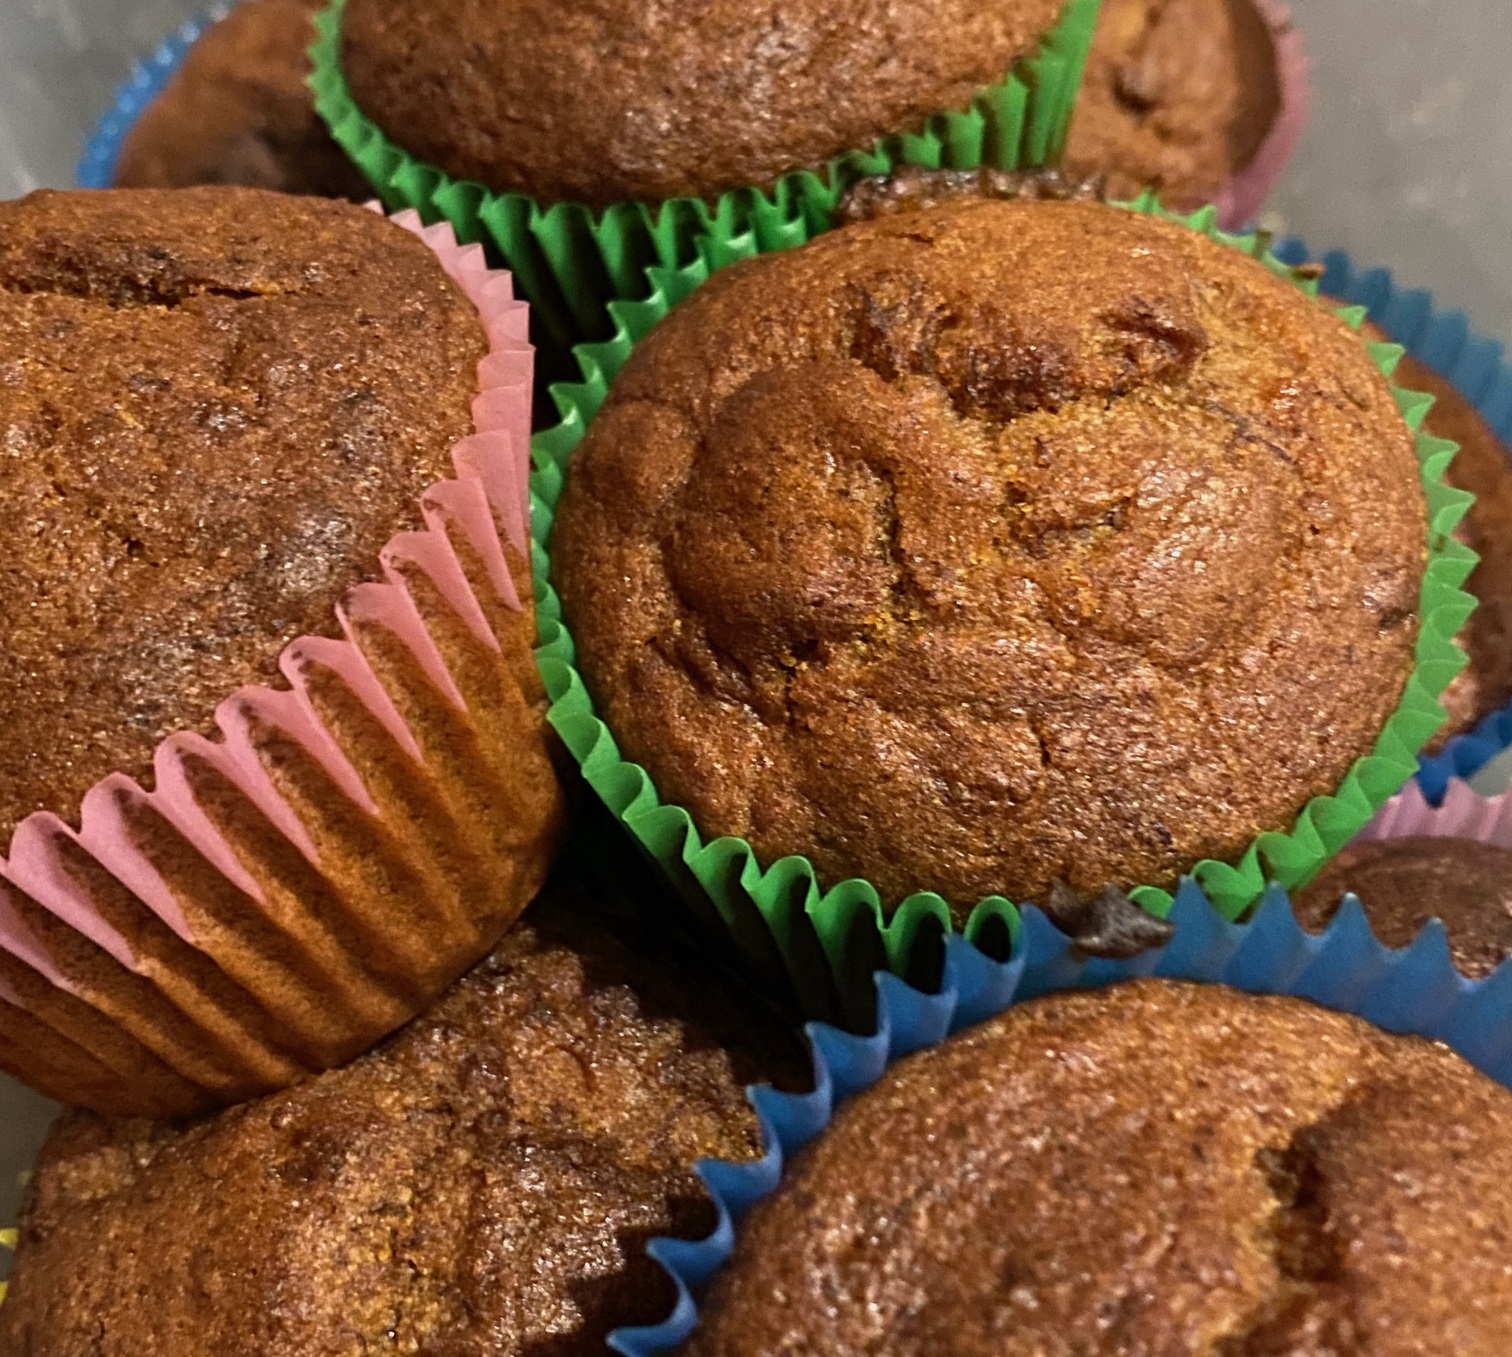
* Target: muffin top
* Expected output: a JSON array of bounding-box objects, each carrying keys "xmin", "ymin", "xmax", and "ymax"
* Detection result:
[
  {"xmin": 0, "ymin": 187, "xmax": 484, "ymax": 840},
  {"xmin": 115, "ymin": 0, "xmax": 371, "ymax": 200},
  {"xmin": 340, "ymin": 0, "xmax": 1065, "ymax": 207},
  {"xmin": 0, "ymin": 888, "xmax": 796, "ymax": 1357},
  {"xmin": 687, "ymin": 979, "xmax": 1512, "ymax": 1356},
  {"xmin": 552, "ymin": 198, "xmax": 1426, "ymax": 909},
  {"xmin": 1393, "ymin": 347, "xmax": 1512, "ymax": 742},
  {"xmin": 1063, "ymin": 0, "xmax": 1282, "ymax": 207},
  {"xmin": 1294, "ymin": 835, "xmax": 1512, "ymax": 978}
]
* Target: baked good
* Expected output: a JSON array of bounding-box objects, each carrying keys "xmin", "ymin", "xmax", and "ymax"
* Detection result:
[
  {"xmin": 1293, "ymin": 835, "xmax": 1512, "ymax": 977},
  {"xmin": 0, "ymin": 186, "xmax": 564, "ymax": 1117},
  {"xmin": 1062, "ymin": 0, "xmax": 1282, "ymax": 208},
  {"xmin": 551, "ymin": 197, "xmax": 1427, "ymax": 911},
  {"xmin": 1395, "ymin": 349, "xmax": 1512, "ymax": 742},
  {"xmin": 687, "ymin": 978, "xmax": 1512, "ymax": 1355},
  {"xmin": 115, "ymin": 0, "xmax": 370, "ymax": 199},
  {"xmin": 338, "ymin": 0, "xmax": 1065, "ymax": 207},
  {"xmin": 0, "ymin": 884, "xmax": 804, "ymax": 1356}
]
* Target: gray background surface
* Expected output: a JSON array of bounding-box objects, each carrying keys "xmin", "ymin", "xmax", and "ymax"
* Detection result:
[{"xmin": 0, "ymin": 0, "xmax": 1510, "ymax": 1250}]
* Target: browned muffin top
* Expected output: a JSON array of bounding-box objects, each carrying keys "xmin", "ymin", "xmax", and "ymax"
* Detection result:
[
  {"xmin": 0, "ymin": 187, "xmax": 484, "ymax": 840},
  {"xmin": 552, "ymin": 199, "xmax": 1426, "ymax": 911},
  {"xmin": 340, "ymin": 0, "xmax": 1065, "ymax": 207},
  {"xmin": 1294, "ymin": 836, "xmax": 1512, "ymax": 978},
  {"xmin": 1063, "ymin": 0, "xmax": 1282, "ymax": 207},
  {"xmin": 115, "ymin": 0, "xmax": 371, "ymax": 199},
  {"xmin": 687, "ymin": 979, "xmax": 1512, "ymax": 1356},
  {"xmin": 0, "ymin": 890, "xmax": 788, "ymax": 1357},
  {"xmin": 1393, "ymin": 349, "xmax": 1512, "ymax": 743}
]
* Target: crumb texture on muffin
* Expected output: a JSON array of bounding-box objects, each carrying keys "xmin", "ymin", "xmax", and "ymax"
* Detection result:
[
  {"xmin": 552, "ymin": 198, "xmax": 1426, "ymax": 909},
  {"xmin": 686, "ymin": 979, "xmax": 1512, "ymax": 1356},
  {"xmin": 0, "ymin": 186, "xmax": 485, "ymax": 841},
  {"xmin": 1063, "ymin": 0, "xmax": 1281, "ymax": 206},
  {"xmin": 1293, "ymin": 835, "xmax": 1512, "ymax": 977},
  {"xmin": 0, "ymin": 892, "xmax": 782, "ymax": 1356},
  {"xmin": 115, "ymin": 0, "xmax": 371, "ymax": 199},
  {"xmin": 340, "ymin": 0, "xmax": 1065, "ymax": 206}
]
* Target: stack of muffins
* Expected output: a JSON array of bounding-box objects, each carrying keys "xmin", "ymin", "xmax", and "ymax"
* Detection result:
[{"xmin": 4, "ymin": 1, "xmax": 1512, "ymax": 1353}]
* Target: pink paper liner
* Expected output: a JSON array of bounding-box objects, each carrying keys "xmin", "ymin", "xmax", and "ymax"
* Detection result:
[
  {"xmin": 0, "ymin": 207, "xmax": 543, "ymax": 1112},
  {"xmin": 1213, "ymin": 0, "xmax": 1312, "ymax": 231},
  {"xmin": 1357, "ymin": 776, "xmax": 1512, "ymax": 848}
]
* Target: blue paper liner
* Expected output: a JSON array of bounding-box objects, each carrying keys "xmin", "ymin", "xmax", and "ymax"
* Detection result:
[
  {"xmin": 76, "ymin": 5, "xmax": 231, "ymax": 190},
  {"xmin": 1274, "ymin": 236, "xmax": 1512, "ymax": 802},
  {"xmin": 611, "ymin": 881, "xmax": 1512, "ymax": 1355}
]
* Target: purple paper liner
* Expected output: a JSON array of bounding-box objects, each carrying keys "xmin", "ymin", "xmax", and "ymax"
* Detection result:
[
  {"xmin": 76, "ymin": 5, "xmax": 230, "ymax": 190},
  {"xmin": 1273, "ymin": 235, "xmax": 1512, "ymax": 803},
  {"xmin": 609, "ymin": 878, "xmax": 1512, "ymax": 1355}
]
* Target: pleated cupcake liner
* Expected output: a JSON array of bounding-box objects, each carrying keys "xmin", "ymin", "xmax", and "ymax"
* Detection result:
[
  {"xmin": 1269, "ymin": 236, "xmax": 1512, "ymax": 802},
  {"xmin": 1208, "ymin": 0, "xmax": 1310, "ymax": 230},
  {"xmin": 0, "ymin": 210, "xmax": 565, "ymax": 1120},
  {"xmin": 76, "ymin": 4, "xmax": 232, "ymax": 189},
  {"xmin": 531, "ymin": 198, "xmax": 1477, "ymax": 1030},
  {"xmin": 1361, "ymin": 772, "xmax": 1512, "ymax": 845},
  {"xmin": 307, "ymin": 0, "xmax": 1104, "ymax": 358},
  {"xmin": 608, "ymin": 881, "xmax": 1512, "ymax": 1355}
]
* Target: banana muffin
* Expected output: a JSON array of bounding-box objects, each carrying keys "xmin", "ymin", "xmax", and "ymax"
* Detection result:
[
  {"xmin": 115, "ymin": 0, "xmax": 369, "ymax": 199},
  {"xmin": 338, "ymin": 0, "xmax": 1066, "ymax": 208},
  {"xmin": 551, "ymin": 197, "xmax": 1428, "ymax": 911},
  {"xmin": 0, "ymin": 885, "xmax": 803, "ymax": 1356},
  {"xmin": 0, "ymin": 186, "xmax": 564, "ymax": 1117},
  {"xmin": 1063, "ymin": 0, "xmax": 1283, "ymax": 208},
  {"xmin": 1294, "ymin": 836, "xmax": 1512, "ymax": 977},
  {"xmin": 687, "ymin": 979, "xmax": 1512, "ymax": 1356}
]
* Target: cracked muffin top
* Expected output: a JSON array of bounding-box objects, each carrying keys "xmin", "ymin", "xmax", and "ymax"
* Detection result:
[
  {"xmin": 684, "ymin": 979, "xmax": 1512, "ymax": 1356},
  {"xmin": 0, "ymin": 886, "xmax": 803, "ymax": 1357},
  {"xmin": 551, "ymin": 198, "xmax": 1426, "ymax": 910},
  {"xmin": 114, "ymin": 0, "xmax": 371, "ymax": 200},
  {"xmin": 1294, "ymin": 836, "xmax": 1512, "ymax": 979},
  {"xmin": 1062, "ymin": 0, "xmax": 1282, "ymax": 208},
  {"xmin": 339, "ymin": 0, "xmax": 1065, "ymax": 207},
  {"xmin": 0, "ymin": 187, "xmax": 484, "ymax": 840}
]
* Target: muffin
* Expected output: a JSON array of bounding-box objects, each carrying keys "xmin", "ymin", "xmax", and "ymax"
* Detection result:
[
  {"xmin": 550, "ymin": 197, "xmax": 1430, "ymax": 913},
  {"xmin": 1293, "ymin": 835, "xmax": 1512, "ymax": 977},
  {"xmin": 687, "ymin": 978, "xmax": 1512, "ymax": 1355},
  {"xmin": 0, "ymin": 186, "xmax": 563, "ymax": 1117},
  {"xmin": 339, "ymin": 0, "xmax": 1069, "ymax": 209},
  {"xmin": 0, "ymin": 884, "xmax": 805, "ymax": 1356},
  {"xmin": 1062, "ymin": 0, "xmax": 1285, "ymax": 209},
  {"xmin": 1394, "ymin": 348, "xmax": 1512, "ymax": 742},
  {"xmin": 114, "ymin": 0, "xmax": 369, "ymax": 199}
]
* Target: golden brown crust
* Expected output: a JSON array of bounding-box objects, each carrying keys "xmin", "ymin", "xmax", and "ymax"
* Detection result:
[
  {"xmin": 340, "ymin": 0, "xmax": 1064, "ymax": 208},
  {"xmin": 552, "ymin": 199, "xmax": 1425, "ymax": 911},
  {"xmin": 1063, "ymin": 0, "xmax": 1281, "ymax": 207},
  {"xmin": 1293, "ymin": 836, "xmax": 1512, "ymax": 978},
  {"xmin": 115, "ymin": 0, "xmax": 371, "ymax": 199},
  {"xmin": 687, "ymin": 980, "xmax": 1512, "ymax": 1356},
  {"xmin": 0, "ymin": 889, "xmax": 794, "ymax": 1356},
  {"xmin": 0, "ymin": 186, "xmax": 485, "ymax": 841}
]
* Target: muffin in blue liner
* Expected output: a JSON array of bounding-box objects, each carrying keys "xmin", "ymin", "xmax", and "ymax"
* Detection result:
[
  {"xmin": 1274, "ymin": 236, "xmax": 1512, "ymax": 802},
  {"xmin": 610, "ymin": 881, "xmax": 1512, "ymax": 1355},
  {"xmin": 77, "ymin": 6, "xmax": 230, "ymax": 189}
]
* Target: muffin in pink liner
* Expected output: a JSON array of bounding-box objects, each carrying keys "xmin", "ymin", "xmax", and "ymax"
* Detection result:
[
  {"xmin": 1293, "ymin": 778, "xmax": 1512, "ymax": 979},
  {"xmin": 1063, "ymin": 0, "xmax": 1310, "ymax": 230},
  {"xmin": 0, "ymin": 188, "xmax": 563, "ymax": 1119}
]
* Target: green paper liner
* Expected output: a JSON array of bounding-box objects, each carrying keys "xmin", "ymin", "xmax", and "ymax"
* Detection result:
[
  {"xmin": 531, "ymin": 200, "xmax": 1478, "ymax": 1029},
  {"xmin": 309, "ymin": 0, "xmax": 1103, "ymax": 356}
]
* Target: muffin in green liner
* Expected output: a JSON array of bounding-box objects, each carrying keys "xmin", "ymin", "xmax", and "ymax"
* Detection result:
[
  {"xmin": 531, "ymin": 199, "xmax": 1476, "ymax": 1028},
  {"xmin": 308, "ymin": 0, "xmax": 1103, "ymax": 355}
]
